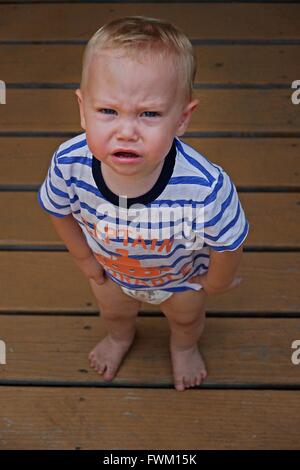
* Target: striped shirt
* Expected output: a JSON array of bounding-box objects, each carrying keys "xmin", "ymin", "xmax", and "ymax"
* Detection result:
[{"xmin": 37, "ymin": 133, "xmax": 249, "ymax": 292}]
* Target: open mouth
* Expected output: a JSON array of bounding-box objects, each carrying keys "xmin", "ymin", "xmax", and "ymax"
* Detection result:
[{"xmin": 113, "ymin": 152, "xmax": 140, "ymax": 159}]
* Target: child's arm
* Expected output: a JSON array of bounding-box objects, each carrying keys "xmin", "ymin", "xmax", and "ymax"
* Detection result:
[
  {"xmin": 189, "ymin": 245, "xmax": 244, "ymax": 295},
  {"xmin": 49, "ymin": 214, "xmax": 105, "ymax": 284},
  {"xmin": 49, "ymin": 213, "xmax": 93, "ymax": 260}
]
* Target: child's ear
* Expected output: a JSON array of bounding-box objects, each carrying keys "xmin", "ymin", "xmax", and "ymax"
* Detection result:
[
  {"xmin": 176, "ymin": 99, "xmax": 199, "ymax": 137},
  {"xmin": 75, "ymin": 88, "xmax": 86, "ymax": 130}
]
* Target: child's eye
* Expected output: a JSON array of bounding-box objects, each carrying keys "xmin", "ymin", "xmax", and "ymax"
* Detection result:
[
  {"xmin": 97, "ymin": 109, "xmax": 160, "ymax": 118},
  {"xmin": 98, "ymin": 108, "xmax": 116, "ymax": 115},
  {"xmin": 142, "ymin": 111, "xmax": 160, "ymax": 118}
]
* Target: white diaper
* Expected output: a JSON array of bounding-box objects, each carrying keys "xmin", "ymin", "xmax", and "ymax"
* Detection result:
[{"xmin": 121, "ymin": 286, "xmax": 173, "ymax": 305}]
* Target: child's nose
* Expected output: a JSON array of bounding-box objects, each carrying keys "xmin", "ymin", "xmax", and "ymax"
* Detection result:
[{"xmin": 116, "ymin": 119, "xmax": 138, "ymax": 140}]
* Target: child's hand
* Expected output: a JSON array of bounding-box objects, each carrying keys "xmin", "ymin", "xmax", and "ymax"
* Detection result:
[
  {"xmin": 72, "ymin": 253, "xmax": 106, "ymax": 286},
  {"xmin": 188, "ymin": 273, "xmax": 243, "ymax": 295}
]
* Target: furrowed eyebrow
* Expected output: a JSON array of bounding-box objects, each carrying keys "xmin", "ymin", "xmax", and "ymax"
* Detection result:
[{"xmin": 95, "ymin": 101, "xmax": 166, "ymax": 108}]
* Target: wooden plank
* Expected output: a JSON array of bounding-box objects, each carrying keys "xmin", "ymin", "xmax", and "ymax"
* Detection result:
[
  {"xmin": 1, "ymin": 192, "xmax": 299, "ymax": 248},
  {"xmin": 0, "ymin": 89, "xmax": 299, "ymax": 133},
  {"xmin": 0, "ymin": 252, "xmax": 298, "ymax": 313},
  {"xmin": 0, "ymin": 4, "xmax": 300, "ymax": 40},
  {"xmin": 1, "ymin": 44, "xmax": 299, "ymax": 85},
  {"xmin": 0, "ymin": 387, "xmax": 299, "ymax": 449},
  {"xmin": 0, "ymin": 316, "xmax": 299, "ymax": 386},
  {"xmin": 0, "ymin": 136, "xmax": 299, "ymax": 189},
  {"xmin": 186, "ymin": 138, "xmax": 300, "ymax": 189}
]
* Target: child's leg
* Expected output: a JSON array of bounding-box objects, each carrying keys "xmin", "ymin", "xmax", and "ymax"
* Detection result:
[
  {"xmin": 88, "ymin": 276, "xmax": 142, "ymax": 381},
  {"xmin": 159, "ymin": 288, "xmax": 208, "ymax": 392}
]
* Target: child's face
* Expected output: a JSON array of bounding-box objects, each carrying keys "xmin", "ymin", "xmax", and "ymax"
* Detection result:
[{"xmin": 76, "ymin": 50, "xmax": 198, "ymax": 180}]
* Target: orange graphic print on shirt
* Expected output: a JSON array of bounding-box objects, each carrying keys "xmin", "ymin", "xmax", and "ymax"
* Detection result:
[{"xmin": 82, "ymin": 216, "xmax": 193, "ymax": 288}]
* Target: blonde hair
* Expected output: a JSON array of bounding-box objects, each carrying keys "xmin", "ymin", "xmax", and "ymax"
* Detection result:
[{"xmin": 80, "ymin": 15, "xmax": 197, "ymax": 103}]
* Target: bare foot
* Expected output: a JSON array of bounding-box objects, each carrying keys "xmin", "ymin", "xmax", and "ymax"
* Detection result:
[
  {"xmin": 88, "ymin": 332, "xmax": 136, "ymax": 381},
  {"xmin": 170, "ymin": 342, "xmax": 207, "ymax": 391}
]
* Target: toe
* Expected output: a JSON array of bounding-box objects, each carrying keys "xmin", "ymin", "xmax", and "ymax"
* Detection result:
[
  {"xmin": 196, "ymin": 376, "xmax": 201, "ymax": 385},
  {"xmin": 103, "ymin": 364, "xmax": 117, "ymax": 381},
  {"xmin": 94, "ymin": 363, "xmax": 101, "ymax": 372},
  {"xmin": 97, "ymin": 364, "xmax": 106, "ymax": 375},
  {"xmin": 89, "ymin": 354, "xmax": 95, "ymax": 364},
  {"xmin": 174, "ymin": 379, "xmax": 185, "ymax": 391},
  {"xmin": 195, "ymin": 375, "xmax": 202, "ymax": 386},
  {"xmin": 103, "ymin": 373, "xmax": 114, "ymax": 381},
  {"xmin": 191, "ymin": 377, "xmax": 197, "ymax": 387},
  {"xmin": 184, "ymin": 377, "xmax": 191, "ymax": 389},
  {"xmin": 88, "ymin": 351, "xmax": 95, "ymax": 361}
]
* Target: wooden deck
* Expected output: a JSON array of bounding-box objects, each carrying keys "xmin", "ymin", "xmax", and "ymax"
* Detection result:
[{"xmin": 0, "ymin": 1, "xmax": 300, "ymax": 450}]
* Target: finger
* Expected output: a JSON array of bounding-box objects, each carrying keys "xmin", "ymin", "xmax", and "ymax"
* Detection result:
[{"xmin": 93, "ymin": 274, "xmax": 105, "ymax": 285}]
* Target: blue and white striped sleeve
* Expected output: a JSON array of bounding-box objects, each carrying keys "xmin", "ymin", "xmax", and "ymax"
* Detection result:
[
  {"xmin": 202, "ymin": 167, "xmax": 250, "ymax": 251},
  {"xmin": 37, "ymin": 149, "xmax": 72, "ymax": 218}
]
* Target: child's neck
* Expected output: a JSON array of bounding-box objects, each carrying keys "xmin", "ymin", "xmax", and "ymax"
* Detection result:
[{"xmin": 101, "ymin": 160, "xmax": 165, "ymax": 199}]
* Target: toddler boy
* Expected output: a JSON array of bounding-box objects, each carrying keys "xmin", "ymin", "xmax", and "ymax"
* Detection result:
[{"xmin": 38, "ymin": 16, "xmax": 249, "ymax": 391}]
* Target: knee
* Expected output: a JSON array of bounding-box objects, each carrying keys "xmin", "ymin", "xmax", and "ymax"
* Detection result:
[
  {"xmin": 163, "ymin": 307, "xmax": 205, "ymax": 327},
  {"xmin": 100, "ymin": 306, "xmax": 139, "ymax": 321}
]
